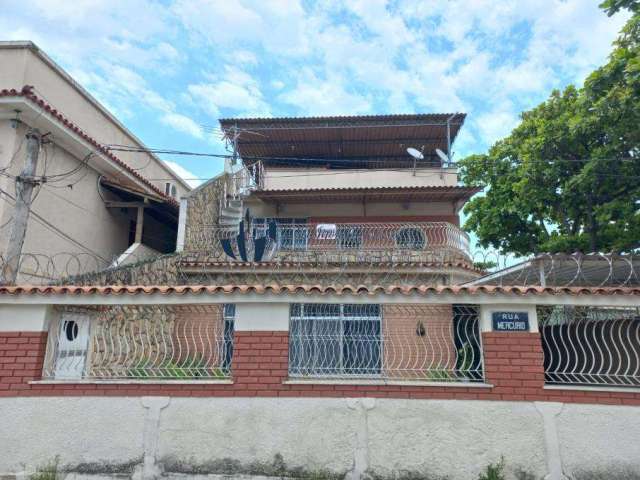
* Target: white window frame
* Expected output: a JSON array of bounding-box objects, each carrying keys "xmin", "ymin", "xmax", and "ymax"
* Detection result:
[{"xmin": 289, "ymin": 304, "xmax": 382, "ymax": 378}]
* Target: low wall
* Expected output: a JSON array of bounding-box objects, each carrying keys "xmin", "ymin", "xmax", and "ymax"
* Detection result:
[{"xmin": 1, "ymin": 397, "xmax": 639, "ymax": 480}]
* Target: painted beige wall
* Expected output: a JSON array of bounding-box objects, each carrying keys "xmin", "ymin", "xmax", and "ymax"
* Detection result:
[
  {"xmin": 0, "ymin": 121, "xmax": 136, "ymax": 280},
  {"xmin": 263, "ymin": 166, "xmax": 458, "ymax": 190},
  {"xmin": 0, "ymin": 43, "xmax": 189, "ymax": 198},
  {"xmin": 245, "ymin": 197, "xmax": 459, "ymax": 220}
]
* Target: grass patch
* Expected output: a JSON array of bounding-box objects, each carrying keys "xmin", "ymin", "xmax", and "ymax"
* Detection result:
[{"xmin": 30, "ymin": 457, "xmax": 59, "ymax": 480}]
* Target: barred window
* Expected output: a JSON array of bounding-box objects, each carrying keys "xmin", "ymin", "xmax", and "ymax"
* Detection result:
[
  {"xmin": 289, "ymin": 304, "xmax": 483, "ymax": 382},
  {"xmin": 289, "ymin": 304, "xmax": 382, "ymax": 377},
  {"xmin": 253, "ymin": 218, "xmax": 308, "ymax": 250},
  {"xmin": 394, "ymin": 226, "xmax": 426, "ymax": 249}
]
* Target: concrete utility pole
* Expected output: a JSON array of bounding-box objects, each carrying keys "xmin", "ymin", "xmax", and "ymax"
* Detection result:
[{"xmin": 1, "ymin": 128, "xmax": 42, "ymax": 285}]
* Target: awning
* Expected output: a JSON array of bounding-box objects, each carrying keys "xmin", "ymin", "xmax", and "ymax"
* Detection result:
[
  {"xmin": 252, "ymin": 185, "xmax": 481, "ymax": 204},
  {"xmin": 219, "ymin": 113, "xmax": 466, "ymax": 168}
]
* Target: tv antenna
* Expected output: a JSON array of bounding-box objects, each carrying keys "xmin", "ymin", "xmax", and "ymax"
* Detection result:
[
  {"xmin": 407, "ymin": 147, "xmax": 424, "ymax": 176},
  {"xmin": 435, "ymin": 148, "xmax": 450, "ymax": 166}
]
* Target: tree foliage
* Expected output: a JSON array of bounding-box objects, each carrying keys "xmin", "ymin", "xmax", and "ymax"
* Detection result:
[{"xmin": 459, "ymin": 5, "xmax": 640, "ymax": 256}]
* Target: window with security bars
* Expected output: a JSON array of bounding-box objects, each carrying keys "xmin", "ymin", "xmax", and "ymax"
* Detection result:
[
  {"xmin": 43, "ymin": 304, "xmax": 236, "ymax": 380},
  {"xmin": 289, "ymin": 304, "xmax": 483, "ymax": 381},
  {"xmin": 289, "ymin": 304, "xmax": 382, "ymax": 377},
  {"xmin": 253, "ymin": 218, "xmax": 308, "ymax": 250}
]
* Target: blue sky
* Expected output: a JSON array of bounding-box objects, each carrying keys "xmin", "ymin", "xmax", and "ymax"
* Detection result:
[{"xmin": 0, "ymin": 1, "xmax": 629, "ymax": 187}]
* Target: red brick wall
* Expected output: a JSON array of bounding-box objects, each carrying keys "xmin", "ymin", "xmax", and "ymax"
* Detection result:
[
  {"xmin": 0, "ymin": 332, "xmax": 47, "ymax": 396},
  {"xmin": 2, "ymin": 330, "xmax": 639, "ymax": 405}
]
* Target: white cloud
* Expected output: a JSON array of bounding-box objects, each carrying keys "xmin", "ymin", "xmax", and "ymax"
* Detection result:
[
  {"xmin": 279, "ymin": 69, "xmax": 372, "ymax": 116},
  {"xmin": 172, "ymin": 0, "xmax": 309, "ymax": 56},
  {"xmin": 188, "ymin": 65, "xmax": 271, "ymax": 117},
  {"xmin": 160, "ymin": 113, "xmax": 203, "ymax": 139},
  {"xmin": 162, "ymin": 160, "xmax": 202, "ymax": 188}
]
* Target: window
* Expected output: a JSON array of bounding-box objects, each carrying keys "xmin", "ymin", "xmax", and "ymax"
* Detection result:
[
  {"xmin": 289, "ymin": 304, "xmax": 381, "ymax": 377},
  {"xmin": 165, "ymin": 182, "xmax": 177, "ymax": 198},
  {"xmin": 336, "ymin": 226, "xmax": 363, "ymax": 249},
  {"xmin": 254, "ymin": 218, "xmax": 308, "ymax": 251},
  {"xmin": 394, "ymin": 227, "xmax": 426, "ymax": 249},
  {"xmin": 222, "ymin": 304, "xmax": 235, "ymax": 374},
  {"xmin": 54, "ymin": 312, "xmax": 91, "ymax": 379}
]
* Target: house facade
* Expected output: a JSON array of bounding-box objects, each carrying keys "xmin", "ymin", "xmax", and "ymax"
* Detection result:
[
  {"xmin": 0, "ymin": 114, "xmax": 639, "ymax": 479},
  {"xmin": 0, "ymin": 42, "xmax": 190, "ymax": 283},
  {"xmin": 178, "ymin": 114, "xmax": 480, "ymax": 288}
]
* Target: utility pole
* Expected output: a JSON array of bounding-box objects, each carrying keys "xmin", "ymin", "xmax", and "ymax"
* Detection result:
[{"xmin": 1, "ymin": 128, "xmax": 42, "ymax": 285}]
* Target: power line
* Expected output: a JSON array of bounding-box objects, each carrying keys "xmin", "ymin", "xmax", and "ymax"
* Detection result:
[{"xmin": 0, "ymin": 187, "xmax": 107, "ymax": 261}]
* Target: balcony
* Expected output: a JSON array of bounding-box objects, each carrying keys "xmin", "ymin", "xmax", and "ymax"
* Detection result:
[{"xmin": 183, "ymin": 222, "xmax": 472, "ymax": 266}]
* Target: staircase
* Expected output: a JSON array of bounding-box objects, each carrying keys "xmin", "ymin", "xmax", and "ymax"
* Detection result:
[{"xmin": 218, "ymin": 162, "xmax": 263, "ymax": 230}]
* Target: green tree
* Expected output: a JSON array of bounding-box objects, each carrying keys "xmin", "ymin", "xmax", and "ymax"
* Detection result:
[{"xmin": 459, "ymin": 5, "xmax": 640, "ymax": 256}]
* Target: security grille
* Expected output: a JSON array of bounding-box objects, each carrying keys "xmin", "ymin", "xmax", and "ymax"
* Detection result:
[
  {"xmin": 43, "ymin": 304, "xmax": 235, "ymax": 380},
  {"xmin": 538, "ymin": 306, "xmax": 640, "ymax": 387},
  {"xmin": 289, "ymin": 304, "xmax": 483, "ymax": 381}
]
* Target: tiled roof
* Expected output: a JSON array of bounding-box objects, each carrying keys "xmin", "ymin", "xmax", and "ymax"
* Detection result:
[
  {"xmin": 219, "ymin": 113, "xmax": 465, "ymax": 124},
  {"xmin": 257, "ymin": 185, "xmax": 480, "ymax": 193},
  {"xmin": 0, "ymin": 86, "xmax": 178, "ymax": 207},
  {"xmin": 1, "ymin": 285, "xmax": 639, "ymax": 296},
  {"xmin": 253, "ymin": 185, "xmax": 481, "ymax": 203}
]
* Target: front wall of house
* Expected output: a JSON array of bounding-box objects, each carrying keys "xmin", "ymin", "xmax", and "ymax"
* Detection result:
[
  {"xmin": 1, "ymin": 397, "xmax": 640, "ymax": 479},
  {"xmin": 244, "ymin": 198, "xmax": 460, "ymax": 222},
  {"xmin": 262, "ymin": 166, "xmax": 459, "ymax": 190}
]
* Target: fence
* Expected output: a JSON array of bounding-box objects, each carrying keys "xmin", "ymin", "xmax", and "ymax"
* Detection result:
[
  {"xmin": 289, "ymin": 304, "xmax": 483, "ymax": 382},
  {"xmin": 186, "ymin": 221, "xmax": 471, "ymax": 261},
  {"xmin": 43, "ymin": 304, "xmax": 235, "ymax": 380},
  {"xmin": 538, "ymin": 305, "xmax": 640, "ymax": 387}
]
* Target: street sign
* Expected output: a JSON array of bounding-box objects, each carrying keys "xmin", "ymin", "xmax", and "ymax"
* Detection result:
[{"xmin": 492, "ymin": 312, "xmax": 530, "ymax": 332}]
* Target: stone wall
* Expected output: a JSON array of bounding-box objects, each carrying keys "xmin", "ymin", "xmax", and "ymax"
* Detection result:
[{"xmin": 183, "ymin": 175, "xmax": 227, "ymax": 252}]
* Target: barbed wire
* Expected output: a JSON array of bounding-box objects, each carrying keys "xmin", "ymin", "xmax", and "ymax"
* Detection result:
[{"xmin": 0, "ymin": 250, "xmax": 637, "ymax": 288}]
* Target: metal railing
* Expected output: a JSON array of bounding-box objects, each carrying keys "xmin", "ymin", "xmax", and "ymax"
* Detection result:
[
  {"xmin": 289, "ymin": 304, "xmax": 483, "ymax": 382},
  {"xmin": 186, "ymin": 222, "xmax": 471, "ymax": 260},
  {"xmin": 43, "ymin": 304, "xmax": 235, "ymax": 380},
  {"xmin": 538, "ymin": 305, "xmax": 640, "ymax": 387},
  {"xmin": 218, "ymin": 162, "xmax": 264, "ymax": 212}
]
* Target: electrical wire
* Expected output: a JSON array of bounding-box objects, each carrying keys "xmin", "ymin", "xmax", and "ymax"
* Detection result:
[{"xmin": 0, "ymin": 187, "xmax": 107, "ymax": 260}]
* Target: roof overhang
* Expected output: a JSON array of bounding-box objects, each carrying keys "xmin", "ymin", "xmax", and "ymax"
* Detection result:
[
  {"xmin": 219, "ymin": 113, "xmax": 466, "ymax": 168},
  {"xmin": 0, "ymin": 284, "xmax": 638, "ymax": 306},
  {"xmin": 252, "ymin": 185, "xmax": 481, "ymax": 204},
  {"xmin": 100, "ymin": 179, "xmax": 179, "ymax": 225},
  {"xmin": 0, "ymin": 88, "xmax": 178, "ymax": 207}
]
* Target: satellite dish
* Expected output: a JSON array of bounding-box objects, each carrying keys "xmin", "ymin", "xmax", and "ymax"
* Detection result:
[
  {"xmin": 435, "ymin": 148, "xmax": 449, "ymax": 165},
  {"xmin": 406, "ymin": 147, "xmax": 424, "ymax": 160}
]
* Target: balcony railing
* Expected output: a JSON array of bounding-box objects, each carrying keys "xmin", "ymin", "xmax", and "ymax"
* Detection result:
[{"xmin": 185, "ymin": 222, "xmax": 471, "ymax": 264}]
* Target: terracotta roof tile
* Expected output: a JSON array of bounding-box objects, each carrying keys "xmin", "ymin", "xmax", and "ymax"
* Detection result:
[
  {"xmin": 0, "ymin": 86, "xmax": 178, "ymax": 207},
  {"xmin": 1, "ymin": 285, "xmax": 639, "ymax": 297}
]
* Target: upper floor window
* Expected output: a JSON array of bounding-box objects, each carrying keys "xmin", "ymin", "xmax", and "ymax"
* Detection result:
[
  {"xmin": 254, "ymin": 218, "xmax": 308, "ymax": 251},
  {"xmin": 394, "ymin": 226, "xmax": 426, "ymax": 249},
  {"xmin": 336, "ymin": 226, "xmax": 363, "ymax": 249},
  {"xmin": 164, "ymin": 182, "xmax": 177, "ymax": 198}
]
